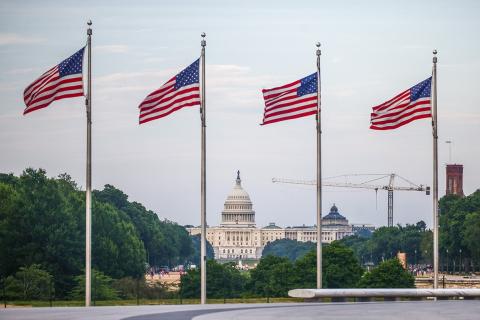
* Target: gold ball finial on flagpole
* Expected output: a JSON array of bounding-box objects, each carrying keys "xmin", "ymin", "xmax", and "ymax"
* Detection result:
[
  {"xmin": 316, "ymin": 42, "xmax": 321, "ymax": 56},
  {"xmin": 433, "ymin": 49, "xmax": 437, "ymax": 63}
]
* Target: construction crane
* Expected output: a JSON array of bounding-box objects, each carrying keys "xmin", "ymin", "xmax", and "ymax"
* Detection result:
[{"xmin": 272, "ymin": 174, "xmax": 430, "ymax": 227}]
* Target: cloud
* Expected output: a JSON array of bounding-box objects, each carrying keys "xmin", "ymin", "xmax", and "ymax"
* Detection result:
[
  {"xmin": 331, "ymin": 57, "xmax": 342, "ymax": 64},
  {"xmin": 400, "ymin": 44, "xmax": 430, "ymax": 50},
  {"xmin": 0, "ymin": 83, "xmax": 18, "ymax": 92},
  {"xmin": 440, "ymin": 112, "xmax": 480, "ymax": 124},
  {"xmin": 95, "ymin": 70, "xmax": 174, "ymax": 94},
  {"xmin": 4, "ymin": 67, "xmax": 37, "ymax": 75},
  {"xmin": 144, "ymin": 57, "xmax": 166, "ymax": 63},
  {"xmin": 207, "ymin": 64, "xmax": 273, "ymax": 88},
  {"xmin": 0, "ymin": 33, "xmax": 45, "ymax": 46},
  {"xmin": 95, "ymin": 64, "xmax": 274, "ymax": 95},
  {"xmin": 209, "ymin": 64, "xmax": 251, "ymax": 74},
  {"xmin": 95, "ymin": 45, "xmax": 129, "ymax": 53},
  {"xmin": 92, "ymin": 64, "xmax": 276, "ymax": 117}
]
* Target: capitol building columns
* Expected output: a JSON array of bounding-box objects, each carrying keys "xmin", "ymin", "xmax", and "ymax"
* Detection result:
[
  {"xmin": 187, "ymin": 172, "xmax": 365, "ymax": 262},
  {"xmin": 188, "ymin": 171, "xmax": 262, "ymax": 260}
]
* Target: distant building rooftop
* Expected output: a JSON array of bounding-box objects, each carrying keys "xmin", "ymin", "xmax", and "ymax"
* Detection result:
[
  {"xmin": 323, "ymin": 204, "xmax": 347, "ymax": 221},
  {"xmin": 262, "ymin": 222, "xmax": 282, "ymax": 229},
  {"xmin": 286, "ymin": 224, "xmax": 315, "ymax": 229}
]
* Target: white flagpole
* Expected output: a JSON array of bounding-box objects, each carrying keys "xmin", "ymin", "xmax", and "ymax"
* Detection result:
[
  {"xmin": 200, "ymin": 32, "xmax": 207, "ymax": 305},
  {"xmin": 85, "ymin": 20, "xmax": 93, "ymax": 307},
  {"xmin": 432, "ymin": 49, "xmax": 439, "ymax": 289},
  {"xmin": 316, "ymin": 42, "xmax": 323, "ymax": 289}
]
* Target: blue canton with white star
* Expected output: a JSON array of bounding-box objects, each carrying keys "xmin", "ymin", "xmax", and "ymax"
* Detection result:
[
  {"xmin": 58, "ymin": 47, "xmax": 85, "ymax": 77},
  {"xmin": 175, "ymin": 59, "xmax": 200, "ymax": 89},
  {"xmin": 297, "ymin": 72, "xmax": 318, "ymax": 96},
  {"xmin": 410, "ymin": 77, "xmax": 432, "ymax": 101}
]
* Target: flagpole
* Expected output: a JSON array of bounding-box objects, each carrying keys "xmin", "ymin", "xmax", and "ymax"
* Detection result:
[
  {"xmin": 315, "ymin": 42, "xmax": 322, "ymax": 289},
  {"xmin": 432, "ymin": 49, "xmax": 439, "ymax": 289},
  {"xmin": 85, "ymin": 20, "xmax": 93, "ymax": 307},
  {"xmin": 200, "ymin": 32, "xmax": 207, "ymax": 305}
]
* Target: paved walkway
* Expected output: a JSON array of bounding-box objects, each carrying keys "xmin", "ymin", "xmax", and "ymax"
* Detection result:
[{"xmin": 1, "ymin": 301, "xmax": 479, "ymax": 320}]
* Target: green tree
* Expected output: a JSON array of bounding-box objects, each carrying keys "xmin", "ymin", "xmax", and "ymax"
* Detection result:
[
  {"xmin": 368, "ymin": 227, "xmax": 402, "ymax": 263},
  {"xmin": 5, "ymin": 264, "xmax": 53, "ymax": 300},
  {"xmin": 220, "ymin": 262, "xmax": 246, "ymax": 300},
  {"xmin": 0, "ymin": 169, "xmax": 84, "ymax": 297},
  {"xmin": 92, "ymin": 200, "xmax": 146, "ymax": 279},
  {"xmin": 180, "ymin": 260, "xmax": 246, "ymax": 299},
  {"xmin": 262, "ymin": 238, "xmax": 316, "ymax": 261},
  {"xmin": 69, "ymin": 269, "xmax": 118, "ymax": 301},
  {"xmin": 189, "ymin": 234, "xmax": 214, "ymax": 266},
  {"xmin": 94, "ymin": 185, "xmax": 193, "ymax": 267},
  {"xmin": 293, "ymin": 250, "xmax": 316, "ymax": 288},
  {"xmin": 0, "ymin": 168, "xmax": 195, "ymax": 298},
  {"xmin": 440, "ymin": 190, "xmax": 480, "ymax": 271},
  {"xmin": 336, "ymin": 235, "xmax": 370, "ymax": 264},
  {"xmin": 464, "ymin": 212, "xmax": 480, "ymax": 263},
  {"xmin": 0, "ymin": 182, "xmax": 20, "ymax": 278},
  {"xmin": 323, "ymin": 243, "xmax": 364, "ymax": 288},
  {"xmin": 248, "ymin": 255, "xmax": 294, "ymax": 298},
  {"xmin": 338, "ymin": 221, "xmax": 431, "ymax": 266},
  {"xmin": 420, "ymin": 230, "xmax": 433, "ymax": 264},
  {"xmin": 157, "ymin": 219, "xmax": 193, "ymax": 266},
  {"xmin": 268, "ymin": 258, "xmax": 295, "ymax": 296},
  {"xmin": 357, "ymin": 258, "xmax": 414, "ymax": 288},
  {"xmin": 399, "ymin": 223, "xmax": 427, "ymax": 263},
  {"xmin": 293, "ymin": 243, "xmax": 363, "ymax": 289}
]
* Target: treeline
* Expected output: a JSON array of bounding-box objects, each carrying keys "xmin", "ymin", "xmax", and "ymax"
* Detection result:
[
  {"xmin": 338, "ymin": 221, "xmax": 431, "ymax": 266},
  {"xmin": 180, "ymin": 243, "xmax": 414, "ymax": 299},
  {"xmin": 338, "ymin": 189, "xmax": 480, "ymax": 271},
  {"xmin": 261, "ymin": 221, "xmax": 431, "ymax": 267},
  {"xmin": 0, "ymin": 168, "xmax": 193, "ymax": 298},
  {"xmin": 439, "ymin": 190, "xmax": 480, "ymax": 271},
  {"xmin": 262, "ymin": 238, "xmax": 315, "ymax": 261}
]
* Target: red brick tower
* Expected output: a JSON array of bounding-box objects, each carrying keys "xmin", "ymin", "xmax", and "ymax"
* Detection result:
[{"xmin": 446, "ymin": 164, "xmax": 464, "ymax": 197}]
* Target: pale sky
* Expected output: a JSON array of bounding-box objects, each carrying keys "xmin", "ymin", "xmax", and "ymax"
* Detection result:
[{"xmin": 1, "ymin": 0, "xmax": 479, "ymax": 229}]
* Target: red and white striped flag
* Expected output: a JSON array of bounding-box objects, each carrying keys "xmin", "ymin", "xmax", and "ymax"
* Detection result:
[
  {"xmin": 23, "ymin": 47, "xmax": 85, "ymax": 115},
  {"xmin": 139, "ymin": 59, "xmax": 200, "ymax": 124},
  {"xmin": 261, "ymin": 73, "xmax": 318, "ymax": 125},
  {"xmin": 370, "ymin": 77, "xmax": 432, "ymax": 130}
]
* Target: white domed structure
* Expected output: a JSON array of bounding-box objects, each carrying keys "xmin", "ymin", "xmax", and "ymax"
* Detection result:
[
  {"xmin": 186, "ymin": 172, "xmax": 365, "ymax": 262},
  {"xmin": 221, "ymin": 171, "xmax": 256, "ymax": 227}
]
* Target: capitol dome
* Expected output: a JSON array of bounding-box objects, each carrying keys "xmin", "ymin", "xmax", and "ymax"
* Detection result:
[
  {"xmin": 221, "ymin": 171, "xmax": 256, "ymax": 227},
  {"xmin": 226, "ymin": 172, "xmax": 251, "ymax": 201},
  {"xmin": 322, "ymin": 204, "xmax": 349, "ymax": 226}
]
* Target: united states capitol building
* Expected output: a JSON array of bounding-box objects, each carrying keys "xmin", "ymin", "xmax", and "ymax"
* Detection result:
[{"xmin": 187, "ymin": 172, "xmax": 373, "ymax": 261}]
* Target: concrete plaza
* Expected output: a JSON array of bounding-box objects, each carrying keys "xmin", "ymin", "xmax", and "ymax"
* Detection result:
[{"xmin": 1, "ymin": 301, "xmax": 479, "ymax": 320}]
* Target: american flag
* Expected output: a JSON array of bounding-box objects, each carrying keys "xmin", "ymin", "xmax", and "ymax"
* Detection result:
[
  {"xmin": 370, "ymin": 77, "xmax": 432, "ymax": 130},
  {"xmin": 23, "ymin": 47, "xmax": 85, "ymax": 115},
  {"xmin": 261, "ymin": 73, "xmax": 318, "ymax": 125},
  {"xmin": 139, "ymin": 59, "xmax": 200, "ymax": 124}
]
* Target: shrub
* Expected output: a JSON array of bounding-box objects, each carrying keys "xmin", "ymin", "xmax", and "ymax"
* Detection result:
[
  {"xmin": 357, "ymin": 258, "xmax": 415, "ymax": 288},
  {"xmin": 4, "ymin": 264, "xmax": 53, "ymax": 300},
  {"xmin": 69, "ymin": 269, "xmax": 118, "ymax": 300}
]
